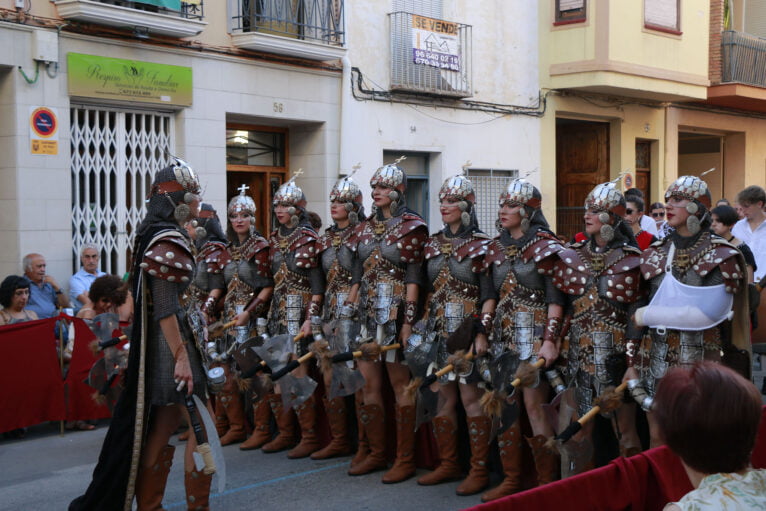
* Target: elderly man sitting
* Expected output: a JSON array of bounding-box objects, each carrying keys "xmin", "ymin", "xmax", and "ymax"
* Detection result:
[
  {"xmin": 22, "ymin": 253, "xmax": 70, "ymax": 319},
  {"xmin": 69, "ymin": 244, "xmax": 106, "ymax": 313}
]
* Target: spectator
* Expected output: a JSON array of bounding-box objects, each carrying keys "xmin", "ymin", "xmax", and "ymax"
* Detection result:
[
  {"xmin": 624, "ymin": 196, "xmax": 657, "ymax": 250},
  {"xmin": 22, "ymin": 253, "xmax": 69, "ymax": 318},
  {"xmin": 69, "ymin": 244, "xmax": 106, "ymax": 313},
  {"xmin": 624, "ymin": 188, "xmax": 659, "ymax": 236},
  {"xmin": 734, "ymin": 202, "xmax": 745, "ymax": 220},
  {"xmin": 0, "ymin": 275, "xmax": 39, "ymax": 325},
  {"xmin": 76, "ymin": 275, "xmax": 129, "ymax": 320},
  {"xmin": 711, "ymin": 205, "xmax": 756, "ymax": 283},
  {"xmin": 656, "ymin": 363, "xmax": 766, "ymax": 511},
  {"xmin": 650, "ymin": 201, "xmax": 671, "ymax": 239},
  {"xmin": 732, "ymin": 186, "xmax": 766, "ymax": 281}
]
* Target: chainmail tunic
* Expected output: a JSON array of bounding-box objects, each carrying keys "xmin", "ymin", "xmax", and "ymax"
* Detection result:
[
  {"xmin": 319, "ymin": 225, "xmax": 359, "ymax": 351},
  {"xmin": 147, "ymin": 275, "xmax": 205, "ymax": 405}
]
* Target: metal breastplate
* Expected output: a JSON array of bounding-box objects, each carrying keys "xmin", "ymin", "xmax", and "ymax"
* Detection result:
[
  {"xmin": 270, "ymin": 244, "xmax": 312, "ymax": 336},
  {"xmin": 426, "ymin": 253, "xmax": 480, "ymax": 335},
  {"xmin": 322, "ymin": 246, "xmax": 354, "ymax": 323}
]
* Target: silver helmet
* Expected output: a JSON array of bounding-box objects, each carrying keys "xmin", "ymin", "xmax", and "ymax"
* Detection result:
[
  {"xmin": 273, "ymin": 178, "xmax": 306, "ymax": 209},
  {"xmin": 370, "ymin": 163, "xmax": 406, "ymax": 191},
  {"xmin": 170, "ymin": 157, "xmax": 201, "ymax": 196},
  {"xmin": 228, "ymin": 185, "xmax": 256, "ymax": 217},
  {"xmin": 438, "ymin": 174, "xmax": 475, "ymax": 203},
  {"xmin": 664, "ymin": 175, "xmax": 712, "ymax": 209},
  {"xmin": 330, "ymin": 176, "xmax": 363, "ymax": 204},
  {"xmin": 584, "ymin": 181, "xmax": 626, "ymax": 242},
  {"xmin": 499, "ymin": 178, "xmax": 541, "ymax": 209}
]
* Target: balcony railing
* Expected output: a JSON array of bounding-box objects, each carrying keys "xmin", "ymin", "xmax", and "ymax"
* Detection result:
[
  {"xmin": 231, "ymin": 0, "xmax": 344, "ymax": 47},
  {"xmin": 55, "ymin": 0, "xmax": 206, "ymax": 38},
  {"xmin": 389, "ymin": 11, "xmax": 472, "ymax": 98},
  {"xmin": 722, "ymin": 30, "xmax": 766, "ymax": 87},
  {"xmin": 100, "ymin": 0, "xmax": 203, "ymax": 20}
]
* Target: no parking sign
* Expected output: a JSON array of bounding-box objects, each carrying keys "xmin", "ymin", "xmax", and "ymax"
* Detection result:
[{"xmin": 29, "ymin": 106, "xmax": 59, "ymax": 155}]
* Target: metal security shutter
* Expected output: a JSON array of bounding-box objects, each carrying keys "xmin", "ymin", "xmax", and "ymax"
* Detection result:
[
  {"xmin": 467, "ymin": 169, "xmax": 518, "ymax": 234},
  {"xmin": 744, "ymin": 0, "xmax": 766, "ymax": 38},
  {"xmin": 70, "ymin": 106, "xmax": 173, "ymax": 275}
]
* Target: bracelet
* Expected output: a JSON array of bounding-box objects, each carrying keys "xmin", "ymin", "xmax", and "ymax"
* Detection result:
[
  {"xmin": 476, "ymin": 311, "xmax": 494, "ymax": 335},
  {"xmin": 543, "ymin": 317, "xmax": 562, "ymax": 345},
  {"xmin": 403, "ymin": 300, "xmax": 417, "ymax": 325},
  {"xmin": 306, "ymin": 300, "xmax": 322, "ymax": 319},
  {"xmin": 625, "ymin": 339, "xmax": 639, "ymax": 368},
  {"xmin": 201, "ymin": 295, "xmax": 216, "ymax": 314}
]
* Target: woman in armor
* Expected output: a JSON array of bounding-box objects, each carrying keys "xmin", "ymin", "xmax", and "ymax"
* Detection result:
[
  {"xmin": 312, "ymin": 173, "xmax": 366, "ymax": 460},
  {"xmin": 264, "ymin": 176, "xmax": 325, "ymax": 458},
  {"xmin": 346, "ymin": 161, "xmax": 428, "ymax": 483},
  {"xmin": 552, "ymin": 181, "xmax": 644, "ymax": 475},
  {"xmin": 631, "ymin": 175, "xmax": 748, "ymax": 447},
  {"xmin": 414, "ymin": 173, "xmax": 495, "ymax": 496},
  {"xmin": 70, "ymin": 159, "xmax": 212, "ymax": 510},
  {"xmin": 481, "ymin": 179, "xmax": 565, "ymax": 500},
  {"xmin": 214, "ymin": 188, "xmax": 273, "ymax": 448}
]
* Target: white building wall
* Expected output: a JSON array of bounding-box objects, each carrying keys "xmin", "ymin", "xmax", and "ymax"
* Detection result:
[
  {"xmin": 340, "ymin": 0, "xmax": 541, "ymax": 231},
  {"xmin": 0, "ymin": 24, "xmax": 341, "ymax": 293}
]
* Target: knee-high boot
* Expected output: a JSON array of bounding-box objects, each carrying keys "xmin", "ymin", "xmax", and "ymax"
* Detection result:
[
  {"xmin": 288, "ymin": 395, "xmax": 321, "ymax": 458},
  {"xmin": 240, "ymin": 395, "xmax": 273, "ymax": 450},
  {"xmin": 481, "ymin": 420, "xmax": 522, "ymax": 502},
  {"xmin": 381, "ymin": 404, "xmax": 416, "ymax": 484},
  {"xmin": 348, "ymin": 404, "xmax": 387, "ymax": 475},
  {"xmin": 184, "ymin": 468, "xmax": 212, "ymax": 511},
  {"xmin": 135, "ymin": 444, "xmax": 175, "ymax": 511},
  {"xmin": 349, "ymin": 397, "xmax": 369, "ymax": 469},
  {"xmin": 311, "ymin": 396, "xmax": 352, "ymax": 459},
  {"xmin": 261, "ymin": 394, "xmax": 297, "ymax": 453},
  {"xmin": 527, "ymin": 434, "xmax": 561, "ymax": 485},
  {"xmin": 417, "ymin": 416, "xmax": 462, "ymax": 485},
  {"xmin": 213, "ymin": 395, "xmax": 229, "ymax": 438},
  {"xmin": 219, "ymin": 391, "xmax": 246, "ymax": 445},
  {"xmin": 456, "ymin": 416, "xmax": 491, "ymax": 495}
]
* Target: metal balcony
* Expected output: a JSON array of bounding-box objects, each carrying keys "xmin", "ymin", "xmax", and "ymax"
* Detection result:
[
  {"xmin": 230, "ymin": 0, "xmax": 345, "ymax": 61},
  {"xmin": 55, "ymin": 0, "xmax": 206, "ymax": 38},
  {"xmin": 722, "ymin": 30, "xmax": 766, "ymax": 87},
  {"xmin": 389, "ymin": 11, "xmax": 472, "ymax": 98}
]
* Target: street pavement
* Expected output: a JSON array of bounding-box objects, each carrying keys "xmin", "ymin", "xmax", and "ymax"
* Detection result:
[{"xmin": 0, "ymin": 421, "xmax": 484, "ymax": 511}]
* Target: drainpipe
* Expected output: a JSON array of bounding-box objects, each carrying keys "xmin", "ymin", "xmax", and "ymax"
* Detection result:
[{"xmin": 339, "ymin": 53, "xmax": 353, "ymax": 177}]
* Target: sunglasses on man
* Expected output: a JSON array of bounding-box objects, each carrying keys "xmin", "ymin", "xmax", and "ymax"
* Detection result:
[{"xmin": 652, "ymin": 212, "xmax": 665, "ymax": 218}]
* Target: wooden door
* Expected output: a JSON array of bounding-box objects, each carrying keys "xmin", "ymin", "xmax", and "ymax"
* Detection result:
[{"xmin": 556, "ymin": 120, "xmax": 610, "ymax": 241}]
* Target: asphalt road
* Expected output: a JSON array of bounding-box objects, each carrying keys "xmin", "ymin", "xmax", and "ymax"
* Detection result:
[{"xmin": 0, "ymin": 421, "xmax": 483, "ymax": 511}]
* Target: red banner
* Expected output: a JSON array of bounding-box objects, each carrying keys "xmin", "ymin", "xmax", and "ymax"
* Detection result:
[
  {"xmin": 0, "ymin": 318, "xmax": 65, "ymax": 432},
  {"xmin": 64, "ymin": 318, "xmax": 113, "ymax": 422}
]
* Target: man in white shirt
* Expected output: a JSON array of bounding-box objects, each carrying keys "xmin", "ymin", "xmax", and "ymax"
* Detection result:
[
  {"xmin": 68, "ymin": 244, "xmax": 106, "ymax": 312},
  {"xmin": 732, "ymin": 186, "xmax": 766, "ymax": 281},
  {"xmin": 625, "ymin": 188, "xmax": 659, "ymax": 236}
]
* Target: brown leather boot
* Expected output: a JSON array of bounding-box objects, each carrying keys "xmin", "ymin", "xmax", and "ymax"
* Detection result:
[
  {"xmin": 261, "ymin": 394, "xmax": 297, "ymax": 453},
  {"xmin": 311, "ymin": 397, "xmax": 352, "ymax": 460},
  {"xmin": 527, "ymin": 434, "xmax": 561, "ymax": 485},
  {"xmin": 213, "ymin": 396, "xmax": 229, "ymax": 438},
  {"xmin": 417, "ymin": 416, "xmax": 462, "ymax": 485},
  {"xmin": 481, "ymin": 420, "xmax": 522, "ymax": 502},
  {"xmin": 218, "ymin": 391, "xmax": 246, "ymax": 446},
  {"xmin": 381, "ymin": 404, "xmax": 416, "ymax": 484},
  {"xmin": 135, "ymin": 444, "xmax": 174, "ymax": 511},
  {"xmin": 348, "ymin": 404, "xmax": 387, "ymax": 475},
  {"xmin": 349, "ymin": 398, "xmax": 369, "ymax": 469},
  {"xmin": 184, "ymin": 468, "xmax": 212, "ymax": 511},
  {"xmin": 456, "ymin": 415, "xmax": 491, "ymax": 496},
  {"xmin": 240, "ymin": 396, "xmax": 273, "ymax": 451},
  {"xmin": 288, "ymin": 395, "xmax": 321, "ymax": 459}
]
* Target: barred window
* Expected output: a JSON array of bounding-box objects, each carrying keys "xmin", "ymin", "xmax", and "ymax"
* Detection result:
[{"xmin": 466, "ymin": 168, "xmax": 518, "ymax": 234}]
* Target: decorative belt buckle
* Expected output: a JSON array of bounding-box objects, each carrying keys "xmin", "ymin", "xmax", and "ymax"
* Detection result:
[
  {"xmin": 590, "ymin": 255, "xmax": 604, "ymax": 272},
  {"xmin": 675, "ymin": 253, "xmax": 690, "ymax": 270}
]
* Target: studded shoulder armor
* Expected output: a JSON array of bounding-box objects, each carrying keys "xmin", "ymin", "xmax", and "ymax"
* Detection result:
[
  {"xmin": 270, "ymin": 226, "xmax": 319, "ymax": 269},
  {"xmin": 604, "ymin": 246, "xmax": 642, "ymax": 303},
  {"xmin": 522, "ymin": 231, "xmax": 565, "ymax": 276},
  {"xmin": 387, "ymin": 213, "xmax": 428, "ymax": 264},
  {"xmin": 251, "ymin": 237, "xmax": 271, "ymax": 278},
  {"xmin": 699, "ymin": 239, "xmax": 745, "ymax": 294},
  {"xmin": 640, "ymin": 238, "xmax": 670, "ymax": 281},
  {"xmin": 198, "ymin": 241, "xmax": 230, "ymax": 274},
  {"xmin": 425, "ymin": 232, "xmax": 490, "ymax": 273},
  {"xmin": 552, "ymin": 246, "xmax": 591, "ymax": 295},
  {"xmin": 141, "ymin": 230, "xmax": 194, "ymax": 283}
]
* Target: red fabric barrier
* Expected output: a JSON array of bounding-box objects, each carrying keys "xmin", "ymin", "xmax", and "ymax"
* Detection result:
[
  {"xmin": 0, "ymin": 317, "xmax": 66, "ymax": 432},
  {"xmin": 64, "ymin": 318, "xmax": 113, "ymax": 421},
  {"xmin": 467, "ymin": 406, "xmax": 766, "ymax": 511}
]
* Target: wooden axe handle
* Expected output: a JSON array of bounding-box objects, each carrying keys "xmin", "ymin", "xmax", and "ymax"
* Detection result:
[
  {"xmin": 381, "ymin": 343, "xmax": 401, "ymax": 352},
  {"xmin": 577, "ymin": 381, "xmax": 629, "ymax": 426},
  {"xmin": 510, "ymin": 358, "xmax": 546, "ymax": 388},
  {"xmin": 434, "ymin": 352, "xmax": 475, "ymax": 378},
  {"xmin": 294, "ymin": 332, "xmax": 306, "ymax": 342}
]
